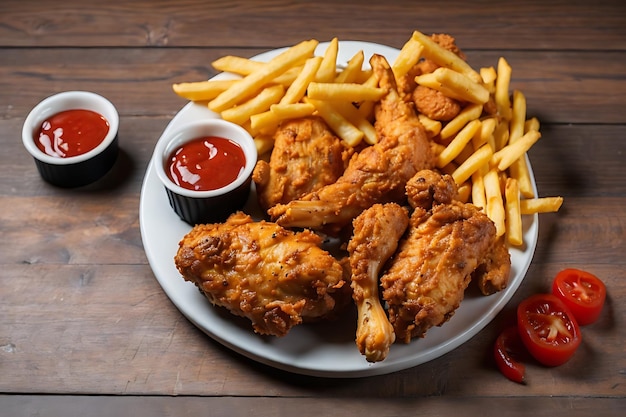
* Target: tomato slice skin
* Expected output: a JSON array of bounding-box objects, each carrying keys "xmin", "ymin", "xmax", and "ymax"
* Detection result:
[
  {"xmin": 494, "ymin": 326, "xmax": 526, "ymax": 384},
  {"xmin": 552, "ymin": 268, "xmax": 606, "ymax": 326},
  {"xmin": 517, "ymin": 294, "xmax": 582, "ymax": 367}
]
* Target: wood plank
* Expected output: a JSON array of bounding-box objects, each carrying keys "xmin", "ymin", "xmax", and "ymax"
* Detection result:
[
  {"xmin": 1, "ymin": 393, "xmax": 625, "ymax": 416},
  {"xmin": 2, "ymin": 48, "xmax": 625, "ymax": 124},
  {"xmin": 1, "ymin": 0, "xmax": 625, "ymax": 50}
]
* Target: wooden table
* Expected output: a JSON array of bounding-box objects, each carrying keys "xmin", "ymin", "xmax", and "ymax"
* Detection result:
[{"xmin": 1, "ymin": 1, "xmax": 624, "ymax": 415}]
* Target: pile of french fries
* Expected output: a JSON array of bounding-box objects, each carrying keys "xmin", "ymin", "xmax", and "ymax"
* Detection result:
[{"xmin": 172, "ymin": 30, "xmax": 562, "ymax": 247}]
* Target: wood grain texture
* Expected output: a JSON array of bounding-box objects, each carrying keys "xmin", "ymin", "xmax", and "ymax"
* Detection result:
[{"xmin": 0, "ymin": 0, "xmax": 624, "ymax": 415}]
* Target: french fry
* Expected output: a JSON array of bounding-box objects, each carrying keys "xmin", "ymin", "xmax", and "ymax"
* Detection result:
[
  {"xmin": 429, "ymin": 67, "xmax": 490, "ymax": 104},
  {"xmin": 418, "ymin": 114, "xmax": 442, "ymax": 138},
  {"xmin": 439, "ymin": 103, "xmax": 483, "ymax": 140},
  {"xmin": 411, "ymin": 30, "xmax": 482, "ymax": 83},
  {"xmin": 493, "ymin": 119, "xmax": 510, "ymax": 151},
  {"xmin": 209, "ymin": 39, "xmax": 318, "ymax": 113},
  {"xmin": 335, "ymin": 50, "xmax": 365, "ymax": 84},
  {"xmin": 509, "ymin": 90, "xmax": 527, "ymax": 142},
  {"xmin": 212, "ymin": 55, "xmax": 265, "ymax": 75},
  {"xmin": 480, "ymin": 66, "xmax": 497, "ymax": 93},
  {"xmin": 172, "ymin": 79, "xmax": 238, "ymax": 102},
  {"xmin": 452, "ymin": 143, "xmax": 493, "ymax": 186},
  {"xmin": 471, "ymin": 169, "xmax": 487, "ymax": 210},
  {"xmin": 392, "ymin": 36, "xmax": 424, "ymax": 80},
  {"xmin": 492, "ymin": 129, "xmax": 541, "ymax": 171},
  {"xmin": 525, "ymin": 117, "xmax": 540, "ymax": 133},
  {"xmin": 484, "ymin": 168, "xmax": 506, "ymax": 237},
  {"xmin": 307, "ymin": 82, "xmax": 386, "ymax": 102},
  {"xmin": 304, "ymin": 97, "xmax": 363, "ymax": 146},
  {"xmin": 520, "ymin": 197, "xmax": 563, "ymax": 214},
  {"xmin": 495, "ymin": 57, "xmax": 513, "ymax": 121},
  {"xmin": 437, "ymin": 119, "xmax": 482, "ymax": 168},
  {"xmin": 253, "ymin": 134, "xmax": 275, "ymax": 156},
  {"xmin": 271, "ymin": 102, "xmax": 316, "ymax": 119},
  {"xmin": 315, "ymin": 37, "xmax": 339, "ymax": 82},
  {"xmin": 505, "ymin": 178, "xmax": 523, "ymax": 246},
  {"xmin": 457, "ymin": 182, "xmax": 472, "ymax": 203},
  {"xmin": 328, "ymin": 100, "xmax": 378, "ymax": 145},
  {"xmin": 473, "ymin": 116, "xmax": 497, "ymax": 150},
  {"xmin": 249, "ymin": 110, "xmax": 281, "ymax": 135},
  {"xmin": 280, "ymin": 56, "xmax": 323, "ymax": 105},
  {"xmin": 221, "ymin": 84, "xmax": 285, "ymax": 125}
]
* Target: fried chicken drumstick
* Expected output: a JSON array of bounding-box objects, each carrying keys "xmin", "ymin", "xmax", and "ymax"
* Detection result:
[
  {"xmin": 348, "ymin": 203, "xmax": 409, "ymax": 362},
  {"xmin": 174, "ymin": 212, "xmax": 350, "ymax": 337},
  {"xmin": 268, "ymin": 54, "xmax": 435, "ymax": 234},
  {"xmin": 380, "ymin": 170, "xmax": 510, "ymax": 343}
]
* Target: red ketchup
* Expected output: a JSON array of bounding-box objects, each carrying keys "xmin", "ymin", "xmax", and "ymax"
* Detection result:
[
  {"xmin": 167, "ymin": 136, "xmax": 246, "ymax": 191},
  {"xmin": 35, "ymin": 109, "xmax": 110, "ymax": 158}
]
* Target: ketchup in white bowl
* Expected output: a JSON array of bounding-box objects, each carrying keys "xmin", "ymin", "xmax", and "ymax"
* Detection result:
[
  {"xmin": 167, "ymin": 136, "xmax": 246, "ymax": 192},
  {"xmin": 154, "ymin": 119, "xmax": 257, "ymax": 225},
  {"xmin": 22, "ymin": 91, "xmax": 119, "ymax": 188},
  {"xmin": 35, "ymin": 109, "xmax": 110, "ymax": 158}
]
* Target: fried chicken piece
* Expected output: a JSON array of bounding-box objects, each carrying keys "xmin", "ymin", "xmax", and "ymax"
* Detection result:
[
  {"xmin": 252, "ymin": 116, "xmax": 351, "ymax": 212},
  {"xmin": 348, "ymin": 203, "xmax": 409, "ymax": 362},
  {"xmin": 473, "ymin": 236, "xmax": 511, "ymax": 295},
  {"xmin": 174, "ymin": 212, "xmax": 350, "ymax": 337},
  {"xmin": 381, "ymin": 201, "xmax": 498, "ymax": 343},
  {"xmin": 412, "ymin": 85, "xmax": 461, "ymax": 122},
  {"xmin": 268, "ymin": 54, "xmax": 435, "ymax": 234},
  {"xmin": 406, "ymin": 169, "xmax": 458, "ymax": 210}
]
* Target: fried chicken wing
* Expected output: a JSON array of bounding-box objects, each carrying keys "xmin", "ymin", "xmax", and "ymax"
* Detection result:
[
  {"xmin": 406, "ymin": 169, "xmax": 458, "ymax": 210},
  {"xmin": 268, "ymin": 54, "xmax": 435, "ymax": 234},
  {"xmin": 381, "ymin": 201, "xmax": 498, "ymax": 343},
  {"xmin": 348, "ymin": 203, "xmax": 409, "ymax": 362},
  {"xmin": 174, "ymin": 212, "xmax": 350, "ymax": 337},
  {"xmin": 473, "ymin": 236, "xmax": 511, "ymax": 295},
  {"xmin": 252, "ymin": 116, "xmax": 351, "ymax": 212}
]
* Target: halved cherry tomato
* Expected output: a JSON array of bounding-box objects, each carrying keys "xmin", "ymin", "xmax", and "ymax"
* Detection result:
[
  {"xmin": 552, "ymin": 268, "xmax": 606, "ymax": 326},
  {"xmin": 517, "ymin": 294, "xmax": 581, "ymax": 367},
  {"xmin": 494, "ymin": 326, "xmax": 526, "ymax": 384}
]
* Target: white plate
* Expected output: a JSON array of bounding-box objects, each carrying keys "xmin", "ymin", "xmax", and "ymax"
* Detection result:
[{"xmin": 139, "ymin": 41, "xmax": 538, "ymax": 378}]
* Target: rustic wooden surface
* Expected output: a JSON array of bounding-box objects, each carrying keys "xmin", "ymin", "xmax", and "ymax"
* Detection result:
[{"xmin": 1, "ymin": 0, "xmax": 624, "ymax": 415}]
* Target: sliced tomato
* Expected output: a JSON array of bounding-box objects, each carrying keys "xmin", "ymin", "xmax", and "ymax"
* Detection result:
[
  {"xmin": 494, "ymin": 326, "xmax": 526, "ymax": 384},
  {"xmin": 517, "ymin": 294, "xmax": 581, "ymax": 367},
  {"xmin": 552, "ymin": 268, "xmax": 606, "ymax": 326}
]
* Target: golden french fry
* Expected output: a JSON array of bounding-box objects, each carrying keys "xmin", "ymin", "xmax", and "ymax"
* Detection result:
[
  {"xmin": 335, "ymin": 50, "xmax": 365, "ymax": 84},
  {"xmin": 418, "ymin": 114, "xmax": 442, "ymax": 138},
  {"xmin": 307, "ymin": 82, "xmax": 386, "ymax": 102},
  {"xmin": 271, "ymin": 102, "xmax": 316, "ymax": 119},
  {"xmin": 452, "ymin": 143, "xmax": 493, "ymax": 186},
  {"xmin": 439, "ymin": 103, "xmax": 483, "ymax": 140},
  {"xmin": 510, "ymin": 90, "xmax": 527, "ymax": 142},
  {"xmin": 392, "ymin": 36, "xmax": 424, "ymax": 80},
  {"xmin": 429, "ymin": 67, "xmax": 490, "ymax": 104},
  {"xmin": 209, "ymin": 39, "xmax": 318, "ymax": 113},
  {"xmin": 520, "ymin": 197, "xmax": 563, "ymax": 214},
  {"xmin": 280, "ymin": 56, "xmax": 323, "ymax": 104},
  {"xmin": 254, "ymin": 134, "xmax": 275, "ymax": 156},
  {"xmin": 437, "ymin": 119, "xmax": 482, "ymax": 168},
  {"xmin": 315, "ymin": 37, "xmax": 339, "ymax": 82},
  {"xmin": 471, "ymin": 170, "xmax": 487, "ymax": 210},
  {"xmin": 356, "ymin": 73, "xmax": 380, "ymax": 119},
  {"xmin": 505, "ymin": 178, "xmax": 523, "ymax": 246},
  {"xmin": 525, "ymin": 117, "xmax": 540, "ymax": 133},
  {"xmin": 495, "ymin": 57, "xmax": 513, "ymax": 121},
  {"xmin": 492, "ymin": 119, "xmax": 510, "ymax": 151},
  {"xmin": 304, "ymin": 97, "xmax": 363, "ymax": 146},
  {"xmin": 473, "ymin": 116, "xmax": 497, "ymax": 150},
  {"xmin": 249, "ymin": 110, "xmax": 281, "ymax": 135},
  {"xmin": 484, "ymin": 169, "xmax": 506, "ymax": 237},
  {"xmin": 328, "ymin": 100, "xmax": 378, "ymax": 145},
  {"xmin": 492, "ymin": 129, "xmax": 541, "ymax": 171},
  {"xmin": 211, "ymin": 55, "xmax": 265, "ymax": 75},
  {"xmin": 411, "ymin": 30, "xmax": 482, "ymax": 83},
  {"xmin": 480, "ymin": 66, "xmax": 497, "ymax": 93},
  {"xmin": 172, "ymin": 79, "xmax": 238, "ymax": 102},
  {"xmin": 221, "ymin": 84, "xmax": 285, "ymax": 125}
]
